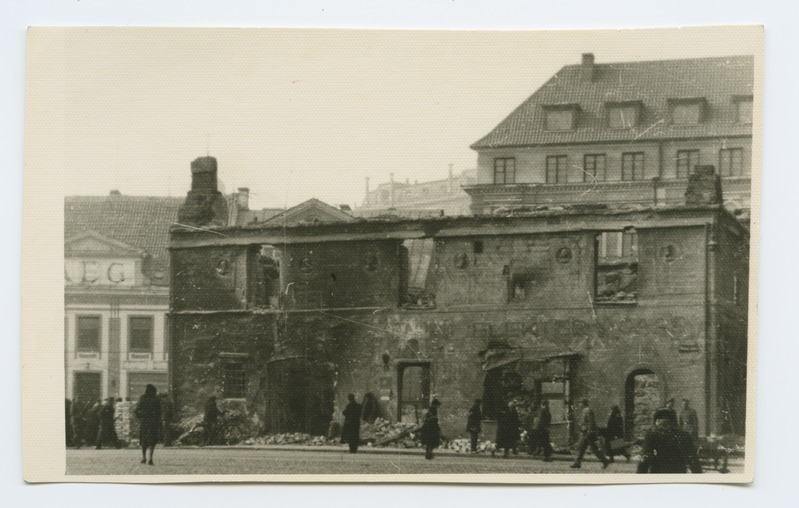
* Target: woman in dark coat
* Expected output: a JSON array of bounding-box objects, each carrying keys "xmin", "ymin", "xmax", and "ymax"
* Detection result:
[
  {"xmin": 419, "ymin": 399, "xmax": 442, "ymax": 460},
  {"xmin": 495, "ymin": 401, "xmax": 520, "ymax": 458},
  {"xmin": 604, "ymin": 405, "xmax": 630, "ymax": 463},
  {"xmin": 135, "ymin": 384, "xmax": 162, "ymax": 465},
  {"xmin": 340, "ymin": 394, "xmax": 362, "ymax": 453}
]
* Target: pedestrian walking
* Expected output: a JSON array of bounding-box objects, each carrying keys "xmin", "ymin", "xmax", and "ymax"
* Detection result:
[
  {"xmin": 340, "ymin": 393, "xmax": 362, "ymax": 453},
  {"xmin": 637, "ymin": 408, "xmax": 703, "ymax": 474},
  {"xmin": 535, "ymin": 399, "xmax": 554, "ymax": 462},
  {"xmin": 570, "ymin": 399, "xmax": 609, "ymax": 469},
  {"xmin": 495, "ymin": 401, "xmax": 520, "ymax": 459},
  {"xmin": 466, "ymin": 399, "xmax": 482, "ymax": 453},
  {"xmin": 95, "ymin": 398, "xmax": 120, "ymax": 449},
  {"xmin": 135, "ymin": 384, "xmax": 162, "ymax": 465},
  {"xmin": 203, "ymin": 395, "xmax": 222, "ymax": 446},
  {"xmin": 679, "ymin": 398, "xmax": 699, "ymax": 442},
  {"xmin": 419, "ymin": 398, "xmax": 442, "ymax": 460},
  {"xmin": 603, "ymin": 405, "xmax": 630, "ymax": 463}
]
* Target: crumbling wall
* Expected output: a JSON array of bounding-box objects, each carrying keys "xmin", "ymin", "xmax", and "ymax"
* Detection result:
[{"xmin": 171, "ymin": 245, "xmax": 255, "ymax": 311}]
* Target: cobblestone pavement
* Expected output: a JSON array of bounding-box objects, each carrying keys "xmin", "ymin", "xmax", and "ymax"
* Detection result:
[{"xmin": 66, "ymin": 447, "xmax": 742, "ymax": 476}]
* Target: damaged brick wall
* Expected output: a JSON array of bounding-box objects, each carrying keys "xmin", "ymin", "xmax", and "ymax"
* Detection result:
[{"xmin": 171, "ymin": 245, "xmax": 256, "ymax": 311}]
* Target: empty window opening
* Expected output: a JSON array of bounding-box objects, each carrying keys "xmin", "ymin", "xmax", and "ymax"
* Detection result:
[
  {"xmin": 595, "ymin": 230, "xmax": 638, "ymax": 302},
  {"xmin": 259, "ymin": 245, "xmax": 281, "ymax": 308},
  {"xmin": 401, "ymin": 239, "xmax": 435, "ymax": 307}
]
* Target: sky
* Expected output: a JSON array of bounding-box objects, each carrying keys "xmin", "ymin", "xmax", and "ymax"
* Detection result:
[{"xmin": 38, "ymin": 26, "xmax": 760, "ymax": 210}]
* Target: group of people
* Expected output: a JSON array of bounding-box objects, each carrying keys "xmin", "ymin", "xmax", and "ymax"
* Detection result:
[{"xmin": 67, "ymin": 397, "xmax": 121, "ymax": 450}]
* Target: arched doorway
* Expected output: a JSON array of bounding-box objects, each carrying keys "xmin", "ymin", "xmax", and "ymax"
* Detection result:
[{"xmin": 624, "ymin": 369, "xmax": 661, "ymax": 441}]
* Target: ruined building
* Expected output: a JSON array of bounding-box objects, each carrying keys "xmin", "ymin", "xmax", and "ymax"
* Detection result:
[{"xmin": 169, "ymin": 158, "xmax": 749, "ymax": 445}]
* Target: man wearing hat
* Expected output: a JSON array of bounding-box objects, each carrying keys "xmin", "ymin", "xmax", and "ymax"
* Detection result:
[
  {"xmin": 637, "ymin": 408, "xmax": 703, "ymax": 474},
  {"xmin": 570, "ymin": 399, "xmax": 609, "ymax": 469}
]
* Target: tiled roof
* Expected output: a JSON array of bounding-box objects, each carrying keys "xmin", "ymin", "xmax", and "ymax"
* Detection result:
[
  {"xmin": 64, "ymin": 195, "xmax": 184, "ymax": 267},
  {"xmin": 471, "ymin": 55, "xmax": 754, "ymax": 149}
]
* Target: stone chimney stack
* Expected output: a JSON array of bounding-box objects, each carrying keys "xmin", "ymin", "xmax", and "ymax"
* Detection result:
[
  {"xmin": 236, "ymin": 187, "xmax": 250, "ymax": 210},
  {"xmin": 177, "ymin": 156, "xmax": 230, "ymax": 227},
  {"xmin": 581, "ymin": 53, "xmax": 595, "ymax": 83},
  {"xmin": 448, "ymin": 163, "xmax": 454, "ymax": 193},
  {"xmin": 684, "ymin": 165, "xmax": 723, "ymax": 205}
]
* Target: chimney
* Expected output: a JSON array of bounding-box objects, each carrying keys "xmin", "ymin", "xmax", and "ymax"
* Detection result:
[
  {"xmin": 236, "ymin": 187, "xmax": 250, "ymax": 210},
  {"xmin": 190, "ymin": 156, "xmax": 219, "ymax": 192},
  {"xmin": 581, "ymin": 53, "xmax": 595, "ymax": 83},
  {"xmin": 177, "ymin": 156, "xmax": 229, "ymax": 227},
  {"xmin": 109, "ymin": 189, "xmax": 121, "ymax": 197},
  {"xmin": 684, "ymin": 165, "xmax": 723, "ymax": 205},
  {"xmin": 448, "ymin": 163, "xmax": 454, "ymax": 193}
]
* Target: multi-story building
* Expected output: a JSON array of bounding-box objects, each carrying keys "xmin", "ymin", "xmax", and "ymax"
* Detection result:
[
  {"xmin": 465, "ymin": 54, "xmax": 754, "ymax": 221},
  {"xmin": 65, "ymin": 193, "xmax": 183, "ymax": 402},
  {"xmin": 357, "ymin": 167, "xmax": 476, "ymax": 218},
  {"xmin": 169, "ymin": 160, "xmax": 749, "ymax": 444}
]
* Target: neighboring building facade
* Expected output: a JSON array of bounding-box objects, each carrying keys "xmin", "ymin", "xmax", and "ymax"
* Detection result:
[
  {"xmin": 65, "ymin": 193, "xmax": 183, "ymax": 402},
  {"xmin": 465, "ymin": 54, "xmax": 754, "ymax": 220},
  {"xmin": 358, "ymin": 167, "xmax": 476, "ymax": 218},
  {"xmin": 169, "ymin": 162, "xmax": 749, "ymax": 444}
]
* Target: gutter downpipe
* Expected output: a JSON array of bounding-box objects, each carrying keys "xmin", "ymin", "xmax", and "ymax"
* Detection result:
[{"xmin": 705, "ymin": 220, "xmax": 719, "ymax": 437}]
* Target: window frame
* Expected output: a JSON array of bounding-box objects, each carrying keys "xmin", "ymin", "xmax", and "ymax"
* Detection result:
[
  {"xmin": 546, "ymin": 155, "xmax": 568, "ymax": 184},
  {"xmin": 583, "ymin": 154, "xmax": 606, "ymax": 182},
  {"xmin": 76, "ymin": 315, "xmax": 101, "ymax": 353},
  {"xmin": 719, "ymin": 147, "xmax": 744, "ymax": 177},
  {"xmin": 128, "ymin": 315, "xmax": 154, "ymax": 353},
  {"xmin": 606, "ymin": 103, "xmax": 641, "ymax": 129},
  {"xmin": 621, "ymin": 152, "xmax": 645, "ymax": 181},
  {"xmin": 220, "ymin": 353, "xmax": 248, "ymax": 399},
  {"xmin": 669, "ymin": 98, "xmax": 706, "ymax": 126},
  {"xmin": 544, "ymin": 108, "xmax": 577, "ymax": 132},
  {"xmin": 676, "ymin": 149, "xmax": 701, "ymax": 178},
  {"xmin": 493, "ymin": 157, "xmax": 516, "ymax": 184},
  {"xmin": 397, "ymin": 361, "xmax": 432, "ymax": 422}
]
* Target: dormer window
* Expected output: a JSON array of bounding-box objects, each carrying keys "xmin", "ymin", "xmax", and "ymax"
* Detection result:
[
  {"xmin": 734, "ymin": 95, "xmax": 753, "ymax": 124},
  {"xmin": 544, "ymin": 104, "xmax": 579, "ymax": 131},
  {"xmin": 606, "ymin": 101, "xmax": 641, "ymax": 129},
  {"xmin": 669, "ymin": 98, "xmax": 707, "ymax": 126}
]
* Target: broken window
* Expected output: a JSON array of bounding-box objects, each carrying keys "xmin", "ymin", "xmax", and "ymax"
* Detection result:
[
  {"xmin": 221, "ymin": 354, "xmax": 248, "ymax": 399},
  {"xmin": 397, "ymin": 362, "xmax": 431, "ymax": 423},
  {"xmin": 595, "ymin": 230, "xmax": 639, "ymax": 302},
  {"xmin": 400, "ymin": 239, "xmax": 435, "ymax": 308}
]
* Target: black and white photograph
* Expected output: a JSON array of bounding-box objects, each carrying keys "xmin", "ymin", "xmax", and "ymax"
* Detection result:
[{"xmin": 22, "ymin": 24, "xmax": 761, "ymax": 484}]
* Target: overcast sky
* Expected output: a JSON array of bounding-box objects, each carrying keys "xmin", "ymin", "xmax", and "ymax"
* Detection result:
[{"xmin": 37, "ymin": 26, "xmax": 759, "ymax": 210}]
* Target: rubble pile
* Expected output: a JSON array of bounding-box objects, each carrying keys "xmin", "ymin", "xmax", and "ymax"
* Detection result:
[
  {"xmin": 244, "ymin": 433, "xmax": 334, "ymax": 446},
  {"xmin": 360, "ymin": 418, "xmax": 419, "ymax": 446},
  {"xmin": 444, "ymin": 438, "xmax": 496, "ymax": 454}
]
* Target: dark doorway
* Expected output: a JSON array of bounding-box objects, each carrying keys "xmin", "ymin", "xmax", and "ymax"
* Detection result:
[
  {"xmin": 74, "ymin": 371, "xmax": 102, "ymax": 402},
  {"xmin": 397, "ymin": 362, "xmax": 430, "ymax": 424},
  {"xmin": 625, "ymin": 369, "xmax": 661, "ymax": 441}
]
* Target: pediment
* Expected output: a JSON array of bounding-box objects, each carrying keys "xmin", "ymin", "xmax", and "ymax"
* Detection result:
[
  {"xmin": 262, "ymin": 199, "xmax": 355, "ymax": 226},
  {"xmin": 65, "ymin": 231, "xmax": 144, "ymax": 258}
]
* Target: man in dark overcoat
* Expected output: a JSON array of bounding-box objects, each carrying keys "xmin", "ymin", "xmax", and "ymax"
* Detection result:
[
  {"xmin": 95, "ymin": 398, "xmax": 120, "ymax": 449},
  {"xmin": 340, "ymin": 393, "xmax": 362, "ymax": 453},
  {"xmin": 495, "ymin": 401, "xmax": 520, "ymax": 459},
  {"xmin": 637, "ymin": 408, "xmax": 703, "ymax": 474},
  {"xmin": 419, "ymin": 399, "xmax": 442, "ymax": 459}
]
